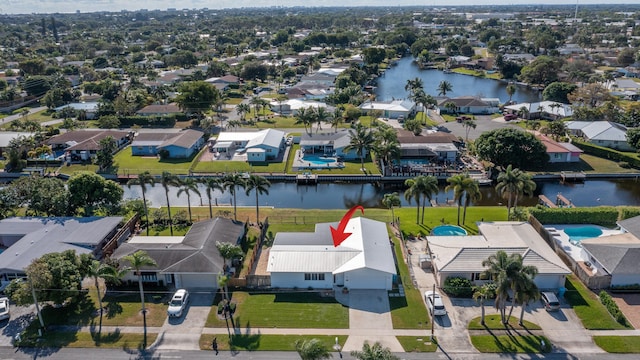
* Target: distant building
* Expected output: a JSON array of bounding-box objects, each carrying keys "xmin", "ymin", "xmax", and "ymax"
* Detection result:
[
  {"xmin": 131, "ymin": 129, "xmax": 204, "ymax": 158},
  {"xmin": 566, "ymin": 121, "xmax": 633, "ymax": 151}
]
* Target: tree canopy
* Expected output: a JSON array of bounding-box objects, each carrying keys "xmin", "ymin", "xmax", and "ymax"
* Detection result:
[
  {"xmin": 67, "ymin": 171, "xmax": 123, "ymax": 216},
  {"xmin": 474, "ymin": 128, "xmax": 549, "ymax": 170}
]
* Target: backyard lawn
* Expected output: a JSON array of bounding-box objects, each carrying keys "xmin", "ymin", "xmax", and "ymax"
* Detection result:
[
  {"xmin": 192, "ymin": 157, "xmax": 287, "ymax": 174},
  {"xmin": 113, "ymin": 146, "xmax": 197, "ymax": 175},
  {"xmin": 199, "ymin": 334, "xmax": 347, "ymax": 352},
  {"xmin": 205, "ymin": 291, "xmax": 349, "ymax": 329},
  {"xmin": 395, "ymin": 206, "xmax": 508, "ymax": 237},
  {"xmin": 532, "ymin": 154, "xmax": 638, "ymax": 174},
  {"xmin": 564, "ymin": 275, "xmax": 631, "ymax": 330}
]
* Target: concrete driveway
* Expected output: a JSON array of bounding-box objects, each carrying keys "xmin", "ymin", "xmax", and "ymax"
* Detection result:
[
  {"xmin": 441, "ymin": 115, "xmax": 520, "ymax": 140},
  {"xmin": 152, "ymin": 291, "xmax": 215, "ymax": 351}
]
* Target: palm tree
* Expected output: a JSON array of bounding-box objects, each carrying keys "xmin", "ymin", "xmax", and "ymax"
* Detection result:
[
  {"xmin": 516, "ymin": 278, "xmax": 540, "ymax": 326},
  {"xmin": 345, "ymin": 123, "xmax": 375, "ymax": 172},
  {"xmin": 128, "ymin": 172, "xmax": 155, "ymax": 235},
  {"xmin": 418, "ymin": 175, "xmax": 439, "ymax": 224},
  {"xmin": 244, "ymin": 174, "xmax": 271, "ymax": 224},
  {"xmin": 351, "ymin": 341, "xmax": 399, "ymax": 360},
  {"xmin": 438, "ymin": 80, "xmax": 453, "ymax": 96},
  {"xmin": 160, "ymin": 171, "xmax": 180, "ymax": 236},
  {"xmin": 462, "ymin": 178, "xmax": 482, "ymax": 225},
  {"xmin": 331, "ymin": 107, "xmax": 344, "ymax": 133},
  {"xmin": 512, "ymin": 171, "xmax": 536, "ymax": 215},
  {"xmin": 236, "ymin": 103, "xmax": 250, "ymax": 122},
  {"xmin": 506, "ymin": 83, "xmax": 517, "ymax": 104},
  {"xmin": 495, "ymin": 165, "xmax": 519, "ymax": 218},
  {"xmin": 444, "ymin": 101, "xmax": 457, "ymax": 115},
  {"xmin": 462, "ymin": 120, "xmax": 477, "ymax": 142},
  {"xmin": 295, "ymin": 338, "xmax": 332, "ymax": 360},
  {"xmin": 518, "ymin": 106, "xmax": 530, "ymax": 120},
  {"xmin": 314, "ymin": 106, "xmax": 330, "ymax": 133},
  {"xmin": 382, "ymin": 192, "xmax": 401, "ymax": 223},
  {"xmin": 222, "ymin": 173, "xmax": 246, "ymax": 221},
  {"xmin": 295, "ymin": 106, "xmax": 313, "ymax": 135},
  {"xmin": 201, "ymin": 177, "xmax": 223, "ymax": 219},
  {"xmin": 87, "ymin": 260, "xmax": 128, "ymax": 317},
  {"xmin": 405, "ymin": 77, "xmax": 424, "ymax": 97},
  {"xmin": 404, "ymin": 177, "xmax": 423, "ymax": 224},
  {"xmin": 122, "ymin": 250, "xmax": 157, "ymax": 314},
  {"xmin": 177, "ymin": 177, "xmax": 201, "ymax": 223},
  {"xmin": 481, "ymin": 250, "xmax": 518, "ymax": 324},
  {"xmin": 472, "ymin": 284, "xmax": 495, "ymax": 326},
  {"xmin": 445, "ymin": 174, "xmax": 480, "ymax": 226}
]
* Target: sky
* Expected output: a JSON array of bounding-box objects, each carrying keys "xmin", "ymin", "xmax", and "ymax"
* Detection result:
[{"xmin": 1, "ymin": 0, "xmax": 638, "ymax": 16}]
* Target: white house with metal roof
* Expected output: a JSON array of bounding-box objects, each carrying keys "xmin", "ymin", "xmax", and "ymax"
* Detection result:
[
  {"xmin": 566, "ymin": 121, "xmax": 633, "ymax": 151},
  {"xmin": 359, "ymin": 99, "xmax": 416, "ymax": 119},
  {"xmin": 211, "ymin": 129, "xmax": 285, "ymax": 162},
  {"xmin": 427, "ymin": 222, "xmax": 571, "ymax": 290},
  {"xmin": 267, "ymin": 217, "xmax": 396, "ymax": 290},
  {"xmin": 504, "ymin": 101, "xmax": 573, "ymax": 120}
]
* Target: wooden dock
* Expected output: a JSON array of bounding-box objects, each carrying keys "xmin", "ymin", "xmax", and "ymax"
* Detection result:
[
  {"xmin": 561, "ymin": 171, "xmax": 586, "ymax": 182},
  {"xmin": 538, "ymin": 195, "xmax": 558, "ymax": 208},
  {"xmin": 296, "ymin": 173, "xmax": 317, "ymax": 185},
  {"xmin": 556, "ymin": 193, "xmax": 574, "ymax": 208}
]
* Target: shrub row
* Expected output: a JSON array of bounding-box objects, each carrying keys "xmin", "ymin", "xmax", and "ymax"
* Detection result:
[
  {"xmin": 598, "ymin": 291, "xmax": 629, "ymax": 326},
  {"xmin": 118, "ymin": 115, "xmax": 187, "ymax": 127},
  {"xmin": 529, "ymin": 207, "xmax": 620, "ymax": 227},
  {"xmin": 572, "ymin": 140, "xmax": 640, "ymax": 169},
  {"xmin": 442, "ymin": 276, "xmax": 473, "ymax": 298}
]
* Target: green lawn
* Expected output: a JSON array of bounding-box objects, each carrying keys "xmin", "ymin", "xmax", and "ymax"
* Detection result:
[
  {"xmin": 564, "ymin": 275, "xmax": 631, "ymax": 330},
  {"xmin": 390, "ymin": 233, "xmax": 429, "ymax": 329},
  {"xmin": 396, "ymin": 336, "xmax": 438, "ymax": 352},
  {"xmin": 395, "ymin": 206, "xmax": 508, "ymax": 238},
  {"xmin": 468, "ymin": 315, "xmax": 541, "ymax": 330},
  {"xmin": 470, "ymin": 334, "xmax": 551, "ymax": 353},
  {"xmin": 532, "ymin": 154, "xmax": 637, "ymax": 174},
  {"xmin": 200, "ymin": 334, "xmax": 347, "ymax": 351},
  {"xmin": 193, "ymin": 158, "xmax": 287, "ymax": 174},
  {"xmin": 57, "ymin": 163, "xmax": 99, "ymax": 175},
  {"xmin": 16, "ymin": 331, "xmax": 157, "ymax": 349},
  {"xmin": 205, "ymin": 292, "xmax": 349, "ymax": 328},
  {"xmin": 113, "ymin": 146, "xmax": 197, "ymax": 175},
  {"xmin": 593, "ymin": 336, "xmax": 640, "ymax": 353},
  {"xmin": 1, "ymin": 109, "xmax": 55, "ymax": 129}
]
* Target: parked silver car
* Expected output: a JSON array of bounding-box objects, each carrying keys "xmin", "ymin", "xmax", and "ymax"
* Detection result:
[
  {"xmin": 167, "ymin": 289, "xmax": 190, "ymax": 317},
  {"xmin": 424, "ymin": 290, "xmax": 446, "ymax": 316},
  {"xmin": 541, "ymin": 291, "xmax": 560, "ymax": 311},
  {"xmin": 0, "ymin": 297, "xmax": 10, "ymax": 321}
]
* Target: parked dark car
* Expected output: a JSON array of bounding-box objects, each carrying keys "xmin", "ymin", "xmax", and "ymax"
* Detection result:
[{"xmin": 504, "ymin": 113, "xmax": 518, "ymax": 121}]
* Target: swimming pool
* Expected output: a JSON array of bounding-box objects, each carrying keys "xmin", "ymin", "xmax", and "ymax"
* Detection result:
[
  {"xmin": 564, "ymin": 226, "xmax": 603, "ymax": 242},
  {"xmin": 303, "ymin": 155, "xmax": 337, "ymax": 165},
  {"xmin": 432, "ymin": 225, "xmax": 468, "ymax": 236}
]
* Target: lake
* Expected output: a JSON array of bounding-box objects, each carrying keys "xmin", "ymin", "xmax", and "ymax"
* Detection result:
[
  {"xmin": 375, "ymin": 57, "xmax": 542, "ymax": 104},
  {"xmin": 122, "ymin": 178, "xmax": 640, "ymax": 210}
]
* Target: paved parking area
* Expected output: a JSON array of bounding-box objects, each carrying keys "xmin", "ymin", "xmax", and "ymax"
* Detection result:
[
  {"xmin": 441, "ymin": 115, "xmax": 520, "ymax": 140},
  {"xmin": 154, "ymin": 291, "xmax": 215, "ymax": 351},
  {"xmin": 609, "ymin": 293, "xmax": 640, "ymax": 329},
  {"xmin": 0, "ymin": 303, "xmax": 36, "ymax": 347},
  {"xmin": 343, "ymin": 290, "xmax": 403, "ymax": 352}
]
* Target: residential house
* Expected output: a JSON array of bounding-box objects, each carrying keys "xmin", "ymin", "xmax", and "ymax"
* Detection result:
[
  {"xmin": 269, "ymin": 99, "xmax": 333, "ymax": 116},
  {"xmin": 0, "ymin": 217, "xmax": 124, "ymax": 290},
  {"xmin": 579, "ymin": 215, "xmax": 640, "ymax": 287},
  {"xmin": 267, "ymin": 217, "xmax": 396, "ymax": 290},
  {"xmin": 53, "ymin": 102, "xmax": 100, "ymax": 120},
  {"xmin": 609, "ymin": 78, "xmax": 640, "ymax": 100},
  {"xmin": 436, "ymin": 96, "xmax": 498, "ymax": 115},
  {"xmin": 427, "ymin": 222, "xmax": 571, "ymax": 290},
  {"xmin": 0, "ymin": 132, "xmax": 33, "ymax": 158},
  {"xmin": 299, "ymin": 130, "xmax": 361, "ymax": 160},
  {"xmin": 359, "ymin": 99, "xmax": 416, "ymax": 119},
  {"xmin": 131, "ymin": 129, "xmax": 204, "ymax": 158},
  {"xmin": 136, "ymin": 103, "xmax": 183, "ymax": 117},
  {"xmin": 47, "ymin": 130, "xmax": 131, "ymax": 161},
  {"xmin": 537, "ymin": 135, "xmax": 583, "ymax": 163},
  {"xmin": 504, "ymin": 101, "xmax": 573, "ymax": 120},
  {"xmin": 396, "ymin": 130, "xmax": 460, "ymax": 163},
  {"xmin": 113, "ymin": 217, "xmax": 245, "ymax": 289},
  {"xmin": 211, "ymin": 129, "xmax": 285, "ymax": 162},
  {"xmin": 566, "ymin": 121, "xmax": 633, "ymax": 151}
]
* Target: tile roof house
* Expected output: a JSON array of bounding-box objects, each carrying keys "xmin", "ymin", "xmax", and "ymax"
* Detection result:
[
  {"xmin": 131, "ymin": 129, "xmax": 204, "ymax": 158},
  {"xmin": 436, "ymin": 96, "xmax": 499, "ymax": 115},
  {"xmin": 136, "ymin": 103, "xmax": 183, "ymax": 116},
  {"xmin": 504, "ymin": 101, "xmax": 573, "ymax": 120},
  {"xmin": 267, "ymin": 217, "xmax": 396, "ymax": 290},
  {"xmin": 396, "ymin": 130, "xmax": 460, "ymax": 163},
  {"xmin": 112, "ymin": 217, "xmax": 245, "ymax": 289},
  {"xmin": 566, "ymin": 121, "xmax": 633, "ymax": 151},
  {"xmin": 537, "ymin": 135, "xmax": 583, "ymax": 163},
  {"xmin": 359, "ymin": 99, "xmax": 416, "ymax": 119},
  {"xmin": 0, "ymin": 217, "xmax": 124, "ymax": 289},
  {"xmin": 427, "ymin": 222, "xmax": 571, "ymax": 290},
  {"xmin": 47, "ymin": 130, "xmax": 131, "ymax": 160},
  {"xmin": 299, "ymin": 130, "xmax": 361, "ymax": 160}
]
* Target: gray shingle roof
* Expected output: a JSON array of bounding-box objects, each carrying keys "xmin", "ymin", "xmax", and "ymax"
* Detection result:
[
  {"xmin": 157, "ymin": 129, "xmax": 204, "ymax": 149},
  {"xmin": 581, "ymin": 243, "xmax": 640, "ymax": 275},
  {"xmin": 618, "ymin": 215, "xmax": 640, "ymax": 238}
]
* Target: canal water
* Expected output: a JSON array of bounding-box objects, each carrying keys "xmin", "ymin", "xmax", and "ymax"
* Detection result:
[
  {"xmin": 122, "ymin": 178, "xmax": 640, "ymax": 210},
  {"xmin": 375, "ymin": 57, "xmax": 542, "ymax": 104}
]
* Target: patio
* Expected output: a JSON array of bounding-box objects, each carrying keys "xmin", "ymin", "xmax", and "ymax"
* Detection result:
[{"xmin": 292, "ymin": 149, "xmax": 344, "ymax": 170}]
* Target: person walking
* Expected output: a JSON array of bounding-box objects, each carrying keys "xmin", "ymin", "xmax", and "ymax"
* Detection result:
[{"xmin": 212, "ymin": 337, "xmax": 218, "ymax": 355}]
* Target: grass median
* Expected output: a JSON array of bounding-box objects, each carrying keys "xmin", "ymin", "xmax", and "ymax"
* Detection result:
[{"xmin": 564, "ymin": 275, "xmax": 631, "ymax": 330}]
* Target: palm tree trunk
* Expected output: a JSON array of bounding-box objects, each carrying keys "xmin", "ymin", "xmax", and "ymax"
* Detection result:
[
  {"xmin": 142, "ymin": 189, "xmax": 149, "ymax": 236},
  {"xmin": 463, "ymin": 201, "xmax": 469, "ymax": 225},
  {"xmin": 416, "ymin": 198, "xmax": 420, "ymax": 224},
  {"xmin": 519, "ymin": 303, "xmax": 526, "ymax": 326},
  {"xmin": 480, "ymin": 300, "xmax": 485, "ymax": 326},
  {"xmin": 232, "ymin": 191, "xmax": 237, "ymax": 221},
  {"xmin": 187, "ymin": 194, "xmax": 192, "ymax": 223},
  {"xmin": 255, "ymin": 191, "xmax": 260, "ymax": 224},
  {"xmin": 457, "ymin": 200, "xmax": 462, "ymax": 225},
  {"xmin": 421, "ymin": 196, "xmax": 426, "ymax": 224},
  {"xmin": 165, "ymin": 191, "xmax": 174, "ymax": 236},
  {"xmin": 208, "ymin": 196, "xmax": 213, "ymax": 219},
  {"xmin": 360, "ymin": 156, "xmax": 365, "ymax": 173},
  {"xmin": 94, "ymin": 277, "xmax": 103, "ymax": 315},
  {"xmin": 137, "ymin": 275, "xmax": 146, "ymax": 312}
]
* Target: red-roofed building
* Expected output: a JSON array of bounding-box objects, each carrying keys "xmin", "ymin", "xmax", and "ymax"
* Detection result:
[{"xmin": 537, "ymin": 135, "xmax": 582, "ymax": 163}]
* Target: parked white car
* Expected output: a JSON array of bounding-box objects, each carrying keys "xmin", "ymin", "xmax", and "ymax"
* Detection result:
[
  {"xmin": 0, "ymin": 297, "xmax": 10, "ymax": 321},
  {"xmin": 167, "ymin": 289, "xmax": 190, "ymax": 317},
  {"xmin": 424, "ymin": 290, "xmax": 446, "ymax": 316}
]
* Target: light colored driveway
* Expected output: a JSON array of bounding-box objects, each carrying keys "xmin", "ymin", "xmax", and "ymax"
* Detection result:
[
  {"xmin": 152, "ymin": 291, "xmax": 215, "ymax": 351},
  {"xmin": 441, "ymin": 115, "xmax": 520, "ymax": 140},
  {"xmin": 342, "ymin": 289, "xmax": 403, "ymax": 352}
]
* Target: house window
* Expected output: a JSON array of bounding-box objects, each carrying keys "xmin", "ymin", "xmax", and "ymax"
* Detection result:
[
  {"xmin": 141, "ymin": 272, "xmax": 157, "ymax": 282},
  {"xmin": 472, "ymin": 272, "xmax": 488, "ymax": 281},
  {"xmin": 304, "ymin": 273, "xmax": 325, "ymax": 281}
]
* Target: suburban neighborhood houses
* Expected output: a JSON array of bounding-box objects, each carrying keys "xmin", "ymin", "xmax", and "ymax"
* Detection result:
[{"xmin": 1, "ymin": 2, "xmax": 640, "ymax": 358}]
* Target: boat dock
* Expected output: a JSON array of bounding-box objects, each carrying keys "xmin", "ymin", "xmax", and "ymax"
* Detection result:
[
  {"xmin": 538, "ymin": 195, "xmax": 558, "ymax": 208},
  {"xmin": 556, "ymin": 193, "xmax": 574, "ymax": 208},
  {"xmin": 561, "ymin": 171, "xmax": 586, "ymax": 182},
  {"xmin": 296, "ymin": 173, "xmax": 317, "ymax": 185}
]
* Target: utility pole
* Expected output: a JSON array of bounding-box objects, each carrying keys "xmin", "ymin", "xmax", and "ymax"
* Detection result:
[
  {"xmin": 430, "ymin": 283, "xmax": 435, "ymax": 342},
  {"xmin": 29, "ymin": 278, "xmax": 45, "ymax": 330}
]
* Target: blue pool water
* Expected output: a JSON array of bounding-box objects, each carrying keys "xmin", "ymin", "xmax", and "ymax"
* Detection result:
[
  {"xmin": 564, "ymin": 226, "xmax": 603, "ymax": 242},
  {"xmin": 432, "ymin": 225, "xmax": 468, "ymax": 236},
  {"xmin": 303, "ymin": 155, "xmax": 337, "ymax": 165}
]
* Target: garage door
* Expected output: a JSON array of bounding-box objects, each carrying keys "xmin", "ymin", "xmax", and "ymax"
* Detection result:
[
  {"xmin": 345, "ymin": 269, "xmax": 392, "ymax": 290},
  {"xmin": 176, "ymin": 273, "xmax": 217, "ymax": 289},
  {"xmin": 535, "ymin": 275, "xmax": 563, "ymax": 291}
]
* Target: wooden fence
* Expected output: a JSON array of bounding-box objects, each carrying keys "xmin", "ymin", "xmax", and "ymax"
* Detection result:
[{"xmin": 101, "ymin": 214, "xmax": 140, "ymax": 257}]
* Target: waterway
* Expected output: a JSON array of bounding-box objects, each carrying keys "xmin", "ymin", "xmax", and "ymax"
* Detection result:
[
  {"xmin": 122, "ymin": 178, "xmax": 640, "ymax": 210},
  {"xmin": 375, "ymin": 57, "xmax": 542, "ymax": 104}
]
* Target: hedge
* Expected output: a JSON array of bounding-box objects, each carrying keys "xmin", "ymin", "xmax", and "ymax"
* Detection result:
[
  {"xmin": 442, "ymin": 277, "xmax": 473, "ymax": 298},
  {"xmin": 572, "ymin": 140, "xmax": 640, "ymax": 169},
  {"xmin": 529, "ymin": 207, "xmax": 619, "ymax": 227},
  {"xmin": 118, "ymin": 115, "xmax": 179, "ymax": 127},
  {"xmin": 599, "ymin": 291, "xmax": 630, "ymax": 326}
]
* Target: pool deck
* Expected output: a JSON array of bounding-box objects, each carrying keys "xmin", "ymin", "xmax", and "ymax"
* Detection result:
[
  {"xmin": 292, "ymin": 150, "xmax": 345, "ymax": 170},
  {"xmin": 544, "ymin": 225, "xmax": 623, "ymax": 270}
]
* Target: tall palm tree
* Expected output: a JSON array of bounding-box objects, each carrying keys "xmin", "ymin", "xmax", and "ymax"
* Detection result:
[
  {"xmin": 472, "ymin": 284, "xmax": 495, "ymax": 326},
  {"xmin": 160, "ymin": 171, "xmax": 180, "ymax": 236},
  {"xmin": 382, "ymin": 192, "xmax": 401, "ymax": 223},
  {"xmin": 404, "ymin": 177, "xmax": 423, "ymax": 224},
  {"xmin": 506, "ymin": 83, "xmax": 517, "ymax": 104},
  {"xmin": 438, "ymin": 80, "xmax": 453, "ymax": 96},
  {"xmin": 512, "ymin": 171, "xmax": 536, "ymax": 215},
  {"xmin": 87, "ymin": 260, "xmax": 128, "ymax": 317},
  {"xmin": 345, "ymin": 123, "xmax": 375, "ymax": 172},
  {"xmin": 418, "ymin": 175, "xmax": 439, "ymax": 224},
  {"xmin": 481, "ymin": 250, "xmax": 518, "ymax": 324},
  {"xmin": 201, "ymin": 177, "xmax": 223, "ymax": 219},
  {"xmin": 127, "ymin": 171, "xmax": 155, "ymax": 235},
  {"xmin": 516, "ymin": 278, "xmax": 540, "ymax": 326},
  {"xmin": 462, "ymin": 178, "xmax": 482, "ymax": 225},
  {"xmin": 314, "ymin": 106, "xmax": 330, "ymax": 133},
  {"xmin": 236, "ymin": 103, "xmax": 250, "ymax": 122},
  {"xmin": 445, "ymin": 174, "xmax": 478, "ymax": 226},
  {"xmin": 295, "ymin": 106, "xmax": 313, "ymax": 135},
  {"xmin": 331, "ymin": 107, "xmax": 344, "ymax": 133},
  {"xmin": 405, "ymin": 77, "xmax": 424, "ymax": 98},
  {"xmin": 351, "ymin": 341, "xmax": 399, "ymax": 360},
  {"xmin": 177, "ymin": 177, "xmax": 201, "ymax": 223},
  {"xmin": 222, "ymin": 173, "xmax": 246, "ymax": 221},
  {"xmin": 122, "ymin": 250, "xmax": 157, "ymax": 313},
  {"xmin": 244, "ymin": 174, "xmax": 271, "ymax": 224},
  {"xmin": 507, "ymin": 259, "xmax": 539, "ymax": 321},
  {"xmin": 495, "ymin": 165, "xmax": 519, "ymax": 218},
  {"xmin": 462, "ymin": 120, "xmax": 477, "ymax": 142},
  {"xmin": 295, "ymin": 338, "xmax": 332, "ymax": 360}
]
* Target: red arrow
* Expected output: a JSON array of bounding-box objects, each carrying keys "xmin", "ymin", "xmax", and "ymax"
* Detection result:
[{"xmin": 330, "ymin": 205, "xmax": 365, "ymax": 247}]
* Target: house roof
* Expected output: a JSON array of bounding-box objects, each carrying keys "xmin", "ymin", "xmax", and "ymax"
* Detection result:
[
  {"xmin": 538, "ymin": 135, "xmax": 583, "ymax": 154},
  {"xmin": 54, "ymin": 102, "xmax": 100, "ymax": 112},
  {"xmin": 300, "ymin": 130, "xmax": 351, "ymax": 148},
  {"xmin": 505, "ymin": 101, "xmax": 573, "ymax": 117},
  {"xmin": 436, "ymin": 96, "xmax": 490, "ymax": 107},
  {"xmin": 137, "ymin": 103, "xmax": 182, "ymax": 114},
  {"xmin": 216, "ymin": 129, "xmax": 284, "ymax": 150},
  {"xmin": 0, "ymin": 132, "xmax": 34, "ymax": 148},
  {"xmin": 566, "ymin": 121, "xmax": 628, "ymax": 142},
  {"xmin": 0, "ymin": 217, "xmax": 123, "ymax": 273},
  {"xmin": 618, "ymin": 215, "xmax": 640, "ymax": 238},
  {"xmin": 157, "ymin": 129, "xmax": 204, "ymax": 149},
  {"xmin": 47, "ymin": 130, "xmax": 130, "ymax": 151},
  {"xmin": 112, "ymin": 217, "xmax": 244, "ymax": 274},
  {"xmin": 581, "ymin": 233, "xmax": 640, "ymax": 275},
  {"xmin": 360, "ymin": 99, "xmax": 415, "ymax": 112},
  {"xmin": 427, "ymin": 222, "xmax": 570, "ymax": 276},
  {"xmin": 267, "ymin": 217, "xmax": 396, "ymax": 276}
]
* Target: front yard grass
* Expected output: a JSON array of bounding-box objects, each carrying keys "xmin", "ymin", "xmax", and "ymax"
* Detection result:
[
  {"xmin": 17, "ymin": 331, "xmax": 157, "ymax": 349},
  {"xmin": 593, "ymin": 336, "xmax": 640, "ymax": 353},
  {"xmin": 470, "ymin": 334, "xmax": 551, "ymax": 353},
  {"xmin": 468, "ymin": 315, "xmax": 541, "ymax": 330},
  {"xmin": 199, "ymin": 334, "xmax": 347, "ymax": 351},
  {"xmin": 113, "ymin": 146, "xmax": 197, "ymax": 175},
  {"xmin": 564, "ymin": 275, "xmax": 630, "ymax": 330},
  {"xmin": 205, "ymin": 291, "xmax": 349, "ymax": 328},
  {"xmin": 396, "ymin": 336, "xmax": 438, "ymax": 352}
]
